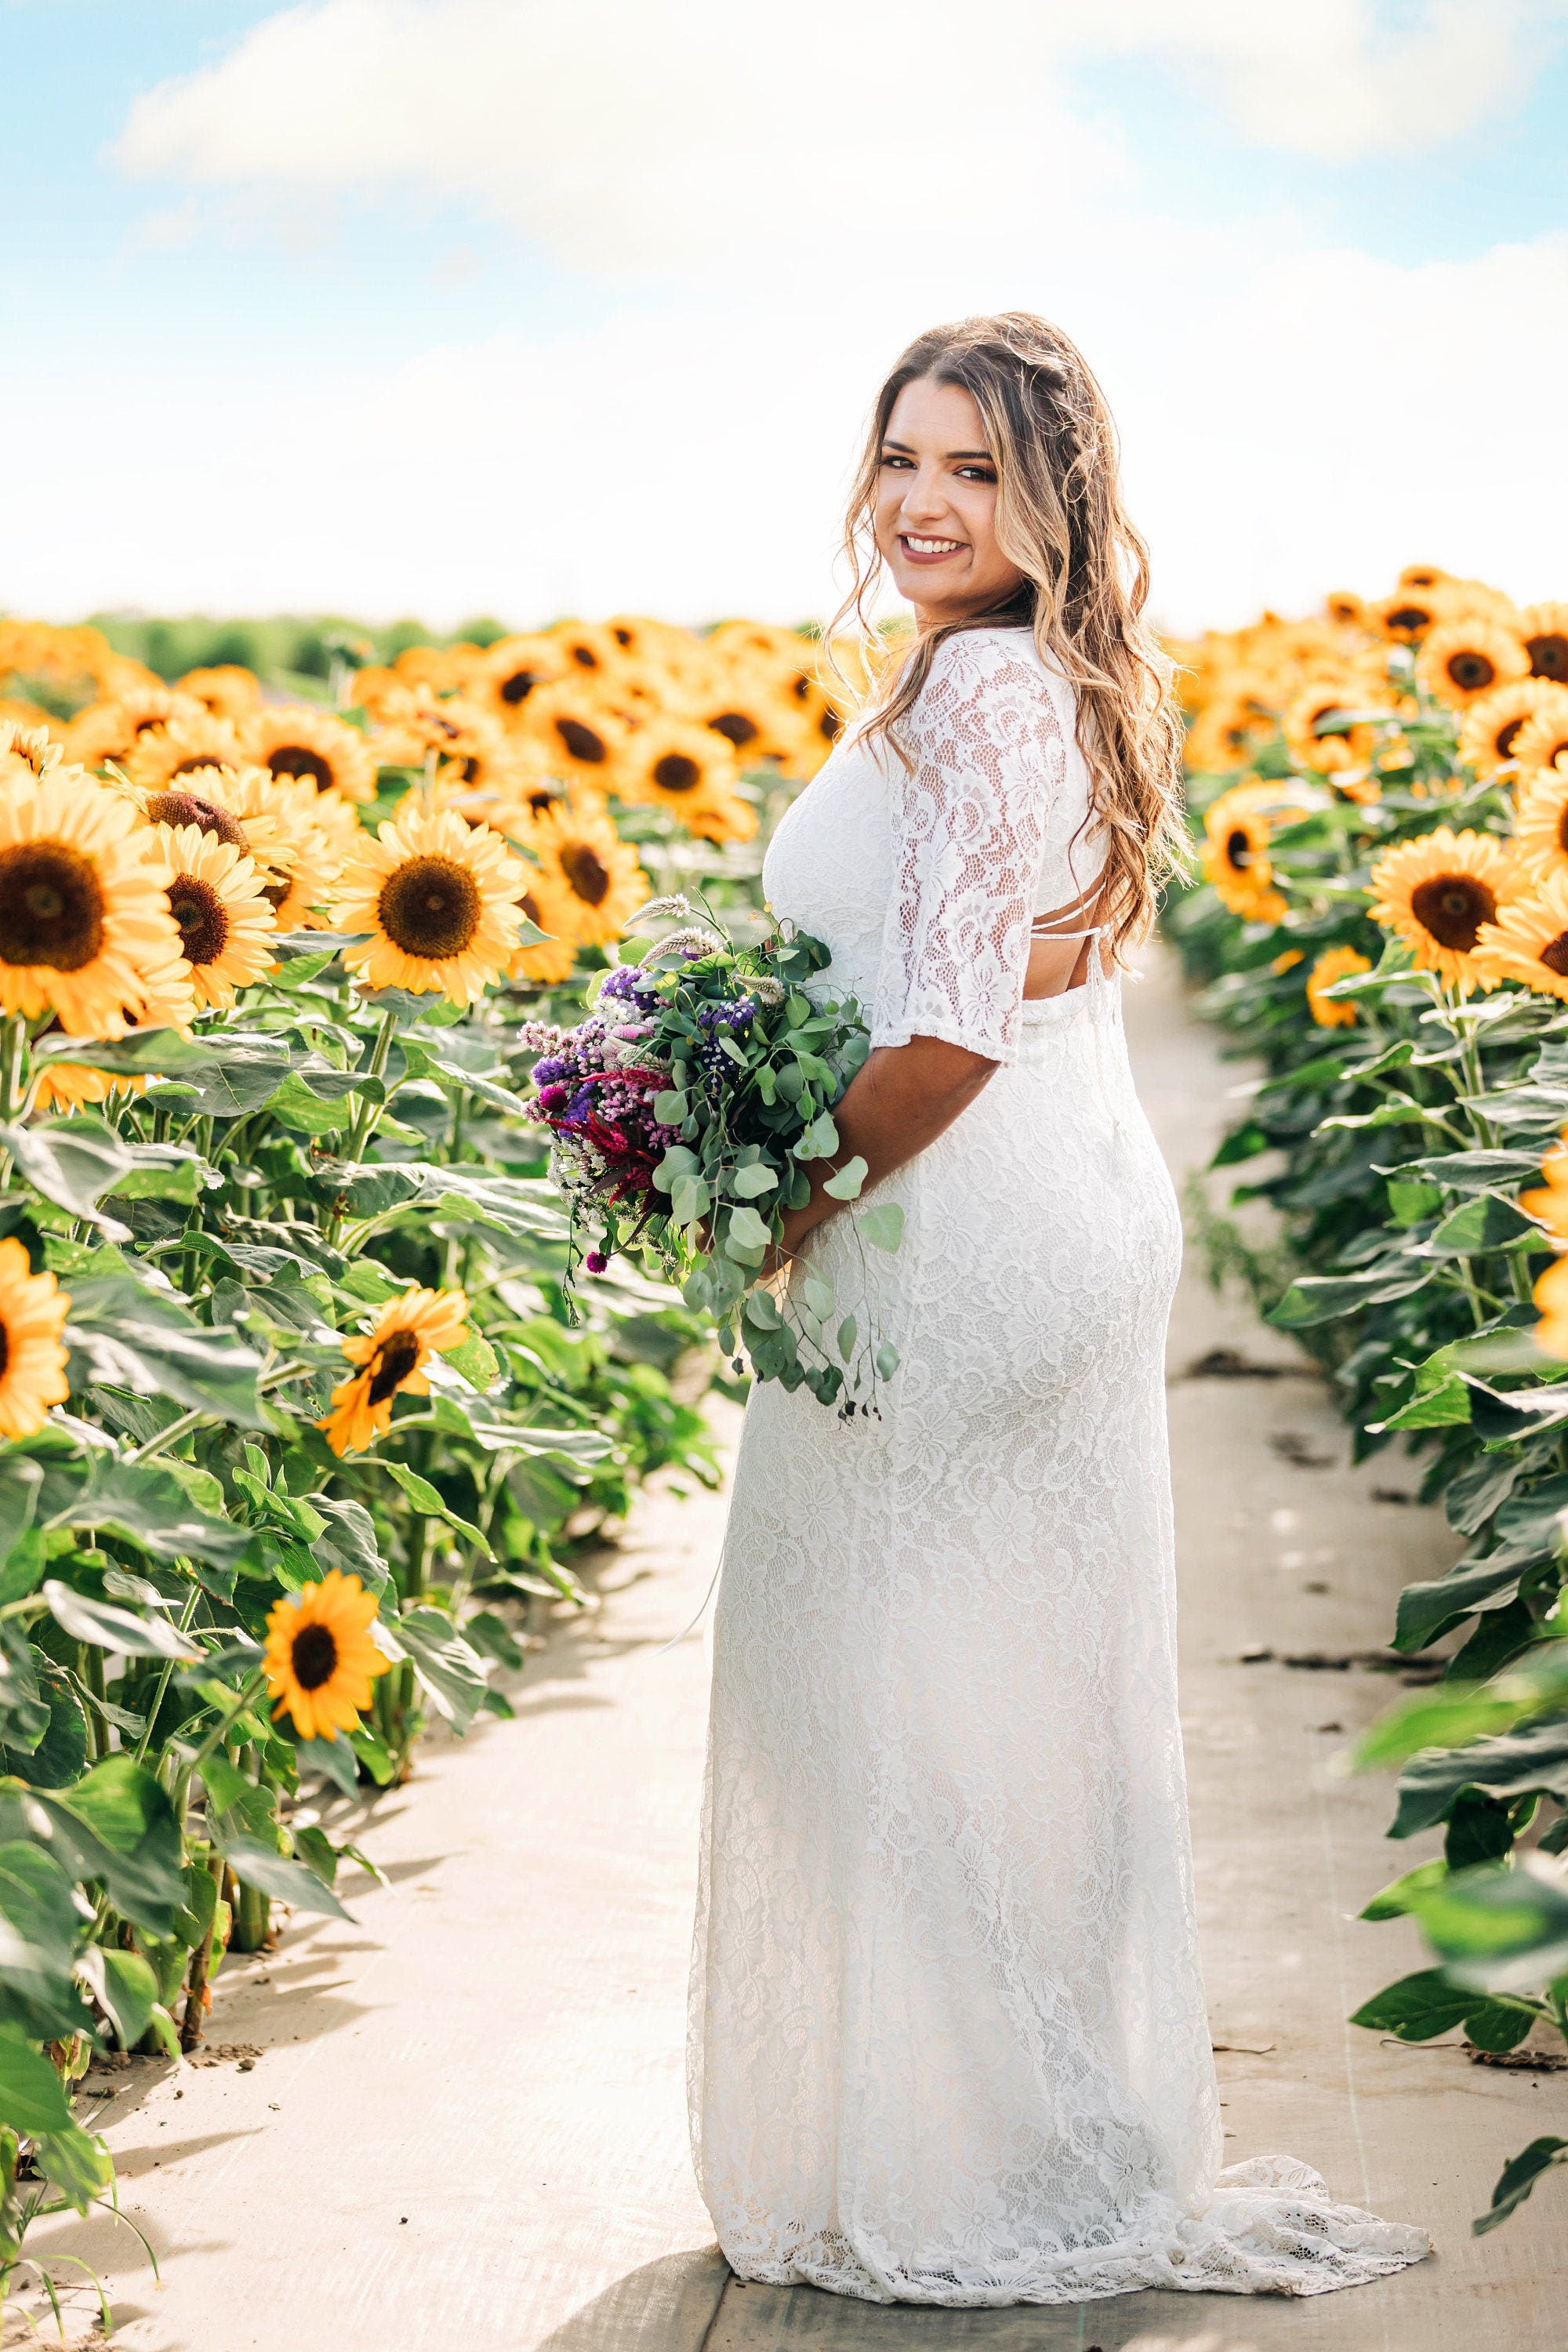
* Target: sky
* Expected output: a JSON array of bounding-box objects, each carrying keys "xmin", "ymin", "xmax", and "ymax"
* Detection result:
[{"xmin": 5, "ymin": 0, "xmax": 1568, "ymax": 635}]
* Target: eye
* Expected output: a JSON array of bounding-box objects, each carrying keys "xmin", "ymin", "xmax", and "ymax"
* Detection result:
[
  {"xmin": 956, "ymin": 464, "xmax": 996, "ymax": 483},
  {"xmin": 879, "ymin": 451, "xmax": 913, "ymax": 470}
]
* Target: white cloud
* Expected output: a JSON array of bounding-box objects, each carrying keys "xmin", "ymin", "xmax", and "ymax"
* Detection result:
[{"xmin": 5, "ymin": 1, "xmax": 1560, "ymax": 635}]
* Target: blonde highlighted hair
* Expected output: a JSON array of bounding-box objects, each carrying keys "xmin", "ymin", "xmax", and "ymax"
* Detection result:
[{"xmin": 829, "ymin": 312, "xmax": 1186, "ymax": 954}]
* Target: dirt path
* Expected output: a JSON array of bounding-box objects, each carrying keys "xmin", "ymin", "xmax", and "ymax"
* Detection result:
[{"xmin": 20, "ymin": 949, "xmax": 1564, "ymax": 2350}]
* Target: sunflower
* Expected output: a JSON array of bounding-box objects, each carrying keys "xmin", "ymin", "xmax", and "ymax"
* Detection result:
[
  {"xmin": 176, "ymin": 666, "xmax": 261, "ymax": 722},
  {"xmin": 0, "ymin": 720, "xmax": 63, "ymax": 779},
  {"xmin": 1512, "ymin": 702, "xmax": 1568, "ymax": 782},
  {"xmin": 1533, "ymin": 1253, "xmax": 1568, "ymax": 1361},
  {"xmin": 0, "ymin": 1240, "xmax": 70, "ymax": 1439},
  {"xmin": 517, "ymin": 683, "xmax": 632, "ymax": 789},
  {"xmin": 393, "ymin": 642, "xmax": 486, "ymax": 695},
  {"xmin": 1397, "ymin": 564, "xmax": 1452, "ymax": 593},
  {"xmin": 1522, "ymin": 603, "xmax": 1568, "ymax": 686},
  {"xmin": 1324, "ymin": 591, "xmax": 1367, "ymax": 628},
  {"xmin": 546, "ymin": 619, "xmax": 628, "ymax": 681},
  {"xmin": 317, "ymin": 1286, "xmax": 470, "ymax": 1456},
  {"xmin": 507, "ymin": 877, "xmax": 579, "ymax": 986},
  {"xmin": 1512, "ymin": 760, "xmax": 1568, "ymax": 877},
  {"xmin": 229, "ymin": 772, "xmax": 344, "ymax": 929},
  {"xmin": 1305, "ymin": 945, "xmax": 1370, "ymax": 1027},
  {"xmin": 31, "ymin": 1063, "xmax": 146, "ymax": 1116},
  {"xmin": 525, "ymin": 795, "xmax": 649, "ymax": 946},
  {"xmin": 121, "ymin": 710, "xmax": 245, "ymax": 791},
  {"xmin": 1416, "ymin": 615, "xmax": 1530, "ymax": 710},
  {"xmin": 1367, "ymin": 826, "xmax": 1521, "ymax": 990},
  {"xmin": 1459, "ymin": 680, "xmax": 1568, "ymax": 782},
  {"xmin": 129, "ymin": 760, "xmax": 295, "ymax": 887},
  {"xmin": 1283, "ymin": 677, "xmax": 1388, "ymax": 777},
  {"xmin": 1201, "ymin": 784, "xmax": 1288, "ymax": 921},
  {"xmin": 615, "ymin": 718, "xmax": 740, "ymax": 815},
  {"xmin": 0, "ymin": 762, "xmax": 190, "ymax": 1037},
  {"xmin": 66, "ymin": 688, "xmax": 208, "ymax": 772},
  {"xmin": 263, "ymin": 1570, "xmax": 391, "ymax": 1740},
  {"xmin": 329, "ymin": 800, "xmax": 524, "ymax": 1005},
  {"xmin": 153, "ymin": 823, "xmax": 278, "ymax": 1011},
  {"xmin": 242, "ymin": 706, "xmax": 378, "ymax": 804},
  {"xmin": 1184, "ymin": 678, "xmax": 1281, "ymax": 775},
  {"xmin": 1473, "ymin": 870, "xmax": 1568, "ymax": 1001},
  {"xmin": 691, "ymin": 660, "xmax": 804, "ymax": 768},
  {"xmin": 1372, "ymin": 590, "xmax": 1453, "ymax": 644},
  {"xmin": 1520, "ymin": 1133, "xmax": 1568, "ymax": 1245},
  {"xmin": 604, "ymin": 615, "xmax": 702, "ymax": 668}
]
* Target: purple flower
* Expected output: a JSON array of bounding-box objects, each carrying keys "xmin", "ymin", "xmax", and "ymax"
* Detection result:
[
  {"xmin": 537, "ymin": 1083, "xmax": 569, "ymax": 1112},
  {"xmin": 585, "ymin": 1250, "xmax": 608, "ymax": 1273}
]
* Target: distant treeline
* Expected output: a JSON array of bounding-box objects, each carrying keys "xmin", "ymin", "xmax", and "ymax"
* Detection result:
[{"xmin": 82, "ymin": 612, "xmax": 514, "ymax": 686}]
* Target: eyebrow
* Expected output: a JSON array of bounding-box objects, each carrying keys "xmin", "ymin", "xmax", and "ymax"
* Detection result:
[{"xmin": 882, "ymin": 438, "xmax": 995, "ymax": 460}]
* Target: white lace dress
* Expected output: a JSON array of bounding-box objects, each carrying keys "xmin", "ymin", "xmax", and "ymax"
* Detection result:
[{"xmin": 688, "ymin": 627, "xmax": 1428, "ymax": 2306}]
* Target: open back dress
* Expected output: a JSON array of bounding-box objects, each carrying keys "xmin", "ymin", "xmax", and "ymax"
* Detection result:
[{"xmin": 688, "ymin": 626, "xmax": 1428, "ymax": 2307}]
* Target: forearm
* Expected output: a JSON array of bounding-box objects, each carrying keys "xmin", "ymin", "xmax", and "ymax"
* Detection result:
[{"xmin": 779, "ymin": 1035, "xmax": 996, "ymax": 1257}]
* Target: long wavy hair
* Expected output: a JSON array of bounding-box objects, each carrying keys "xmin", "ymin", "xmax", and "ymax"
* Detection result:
[{"xmin": 829, "ymin": 312, "xmax": 1186, "ymax": 953}]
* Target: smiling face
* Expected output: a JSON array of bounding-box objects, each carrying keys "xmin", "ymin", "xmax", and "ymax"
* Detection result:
[{"xmin": 873, "ymin": 376, "xmax": 1025, "ymax": 630}]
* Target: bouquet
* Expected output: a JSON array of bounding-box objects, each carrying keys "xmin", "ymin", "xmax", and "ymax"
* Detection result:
[{"xmin": 522, "ymin": 898, "xmax": 903, "ymax": 1411}]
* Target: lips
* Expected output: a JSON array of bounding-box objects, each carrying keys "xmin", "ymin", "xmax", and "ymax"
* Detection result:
[{"xmin": 898, "ymin": 534, "xmax": 965, "ymax": 563}]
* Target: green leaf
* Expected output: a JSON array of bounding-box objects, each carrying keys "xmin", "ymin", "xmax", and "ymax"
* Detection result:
[
  {"xmin": 1, "ymin": 1676, "xmax": 88, "ymax": 1788},
  {"xmin": 42, "ymin": 1755, "xmax": 184, "ymax": 1937},
  {"xmin": 823, "ymin": 1156, "xmax": 868, "ymax": 1201},
  {"xmin": 875, "ymin": 1341, "xmax": 900, "ymax": 1381},
  {"xmin": 729, "ymin": 1163, "xmax": 778, "ymax": 1199},
  {"xmin": 837, "ymin": 1315, "xmax": 857, "ymax": 1363},
  {"xmin": 1391, "ymin": 1722, "xmax": 1568, "ymax": 1840},
  {"xmin": 293, "ymin": 1736, "xmax": 361, "ymax": 1800},
  {"xmin": 107, "ymin": 1144, "xmax": 214, "ymax": 1205},
  {"xmin": 1416, "ymin": 1858, "xmax": 1568, "ymax": 1994},
  {"xmin": 652, "ymin": 1091, "xmax": 687, "ymax": 1125},
  {"xmin": 858, "ymin": 1203, "xmax": 904, "ymax": 1253},
  {"xmin": 377, "ymin": 1461, "xmax": 493, "ymax": 1559},
  {"xmin": 462, "ymin": 1610, "xmax": 524, "ymax": 1671},
  {"xmin": 42, "ymin": 1581, "xmax": 199, "ymax": 1662},
  {"xmin": 443, "ymin": 1331, "xmax": 499, "ymax": 1394},
  {"xmin": 45, "ymin": 1454, "xmax": 249, "ymax": 1570},
  {"xmin": 1376, "ymin": 1367, "xmax": 1471, "ymax": 1432},
  {"xmin": 0, "ymin": 2025, "xmax": 78, "ymax": 2135},
  {"xmin": 1428, "ymin": 1194, "xmax": 1538, "ymax": 1258},
  {"xmin": 0, "ymin": 1843, "xmax": 93, "ymax": 2040},
  {"xmin": 310, "ymin": 1496, "xmax": 387, "ymax": 1594},
  {"xmin": 0, "ymin": 1629, "xmax": 47, "ymax": 1754},
  {"xmin": 1349, "ymin": 1967, "xmax": 1472, "ymax": 2041},
  {"xmin": 1317, "ymin": 1091, "xmax": 1433, "ymax": 1133},
  {"xmin": 742, "ymin": 1287, "xmax": 781, "ymax": 1332},
  {"xmin": 1360, "ymin": 1859, "xmax": 1449, "ymax": 1922},
  {"xmin": 263, "ymin": 1071, "xmax": 354, "ymax": 1136},
  {"xmin": 34, "ymin": 1029, "xmax": 293, "ymax": 1116},
  {"xmin": 1269, "ymin": 1264, "xmax": 1433, "ymax": 1327},
  {"xmin": 1475, "ymin": 2136, "xmax": 1568, "ymax": 2234},
  {"xmin": 75, "ymin": 1944, "xmax": 158, "ymax": 2051},
  {"xmin": 218, "ymin": 1832, "xmax": 352, "ymax": 1921},
  {"xmin": 0, "ymin": 1117, "xmax": 132, "ymax": 1239},
  {"xmin": 724, "ymin": 1205, "xmax": 771, "ymax": 1258},
  {"xmin": 381, "ymin": 1606, "xmax": 488, "ymax": 1734},
  {"xmin": 64, "ymin": 1274, "xmax": 266, "ymax": 1428},
  {"xmin": 793, "ymin": 1111, "xmax": 839, "ymax": 1163}
]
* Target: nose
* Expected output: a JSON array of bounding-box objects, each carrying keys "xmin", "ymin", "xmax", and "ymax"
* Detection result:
[{"xmin": 898, "ymin": 463, "xmax": 950, "ymax": 525}]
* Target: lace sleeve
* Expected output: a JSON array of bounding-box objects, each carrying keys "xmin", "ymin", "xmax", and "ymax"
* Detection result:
[{"xmin": 871, "ymin": 632, "xmax": 1064, "ymax": 1064}]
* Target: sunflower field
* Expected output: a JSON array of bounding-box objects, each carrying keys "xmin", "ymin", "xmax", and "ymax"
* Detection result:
[
  {"xmin": 1168, "ymin": 568, "xmax": 1568, "ymax": 2233},
  {"xmin": 0, "ymin": 606, "xmax": 853, "ymax": 2314}
]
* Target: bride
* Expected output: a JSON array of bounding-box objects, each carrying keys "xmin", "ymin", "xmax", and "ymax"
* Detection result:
[{"xmin": 685, "ymin": 312, "xmax": 1429, "ymax": 2308}]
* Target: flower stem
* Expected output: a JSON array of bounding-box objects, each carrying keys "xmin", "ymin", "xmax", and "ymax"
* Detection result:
[
  {"xmin": 339, "ymin": 1009, "xmax": 400, "ymax": 1176},
  {"xmin": 0, "ymin": 1017, "xmax": 27, "ymax": 1124}
]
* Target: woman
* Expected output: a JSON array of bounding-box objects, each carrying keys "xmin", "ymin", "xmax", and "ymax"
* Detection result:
[{"xmin": 688, "ymin": 313, "xmax": 1428, "ymax": 2307}]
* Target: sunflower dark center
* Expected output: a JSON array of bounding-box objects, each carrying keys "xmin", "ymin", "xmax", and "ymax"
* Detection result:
[
  {"xmin": 652, "ymin": 753, "xmax": 702, "ymax": 793},
  {"xmin": 377, "ymin": 854, "xmax": 482, "ymax": 960},
  {"xmin": 168, "ymin": 875, "xmax": 230, "ymax": 967},
  {"xmin": 819, "ymin": 709, "xmax": 841, "ymax": 743},
  {"xmin": 1557, "ymin": 808, "xmax": 1568, "ymax": 856},
  {"xmin": 1388, "ymin": 604, "xmax": 1432, "ymax": 635},
  {"xmin": 521, "ymin": 891, "xmax": 542, "ymax": 925},
  {"xmin": 0, "ymin": 1321, "xmax": 10, "ymax": 1381},
  {"xmin": 1446, "ymin": 651, "xmax": 1496, "ymax": 693},
  {"xmin": 1410, "ymin": 873, "xmax": 1495, "ymax": 951},
  {"xmin": 1498, "ymin": 718, "xmax": 1526, "ymax": 759},
  {"xmin": 570, "ymin": 645, "xmax": 601, "ymax": 670},
  {"xmin": 555, "ymin": 718, "xmax": 608, "ymax": 764},
  {"xmin": 559, "ymin": 842, "xmax": 610, "ymax": 906},
  {"xmin": 0, "ymin": 842, "xmax": 106, "ymax": 971},
  {"xmin": 1528, "ymin": 633, "xmax": 1568, "ymax": 684},
  {"xmin": 499, "ymin": 668, "xmax": 543, "ymax": 705},
  {"xmin": 1541, "ymin": 932, "xmax": 1568, "ymax": 978},
  {"xmin": 267, "ymin": 746, "xmax": 333, "ymax": 789},
  {"xmin": 1225, "ymin": 827, "xmax": 1254, "ymax": 870},
  {"xmin": 289, "ymin": 1621, "xmax": 339, "ymax": 1691},
  {"xmin": 146, "ymin": 789, "xmax": 247, "ymax": 847},
  {"xmin": 366, "ymin": 1327, "xmax": 423, "ymax": 1406},
  {"xmin": 527, "ymin": 789, "xmax": 558, "ymax": 815},
  {"xmin": 460, "ymin": 757, "xmax": 482, "ymax": 782},
  {"xmin": 709, "ymin": 711, "xmax": 759, "ymax": 750}
]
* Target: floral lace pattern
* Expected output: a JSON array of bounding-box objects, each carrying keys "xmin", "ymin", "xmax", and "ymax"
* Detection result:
[{"xmin": 688, "ymin": 633, "xmax": 1430, "ymax": 2306}]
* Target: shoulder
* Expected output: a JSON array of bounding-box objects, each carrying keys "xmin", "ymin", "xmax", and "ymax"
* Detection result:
[{"xmin": 911, "ymin": 626, "xmax": 1068, "ymax": 750}]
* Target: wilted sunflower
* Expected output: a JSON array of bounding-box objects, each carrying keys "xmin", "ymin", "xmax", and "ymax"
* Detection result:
[
  {"xmin": 1305, "ymin": 945, "xmax": 1370, "ymax": 1028},
  {"xmin": 176, "ymin": 666, "xmax": 261, "ymax": 722},
  {"xmin": 330, "ymin": 800, "xmax": 524, "ymax": 1006},
  {"xmin": 0, "ymin": 762, "xmax": 188, "ymax": 1037},
  {"xmin": 526, "ymin": 796, "xmax": 649, "ymax": 946},
  {"xmin": 1416, "ymin": 615, "xmax": 1530, "ymax": 710},
  {"xmin": 1201, "ymin": 785, "xmax": 1287, "ymax": 922},
  {"xmin": 243, "ymin": 706, "xmax": 378, "ymax": 803},
  {"xmin": 1522, "ymin": 602, "xmax": 1568, "ymax": 686},
  {"xmin": 1459, "ymin": 679, "xmax": 1567, "ymax": 782},
  {"xmin": 31, "ymin": 1062, "xmax": 146, "ymax": 1116},
  {"xmin": 1367, "ymin": 826, "xmax": 1519, "ymax": 989},
  {"xmin": 263, "ymin": 1570, "xmax": 391, "ymax": 1740},
  {"xmin": 153, "ymin": 823, "xmax": 278, "ymax": 1011},
  {"xmin": 517, "ymin": 683, "xmax": 631, "ymax": 789},
  {"xmin": 506, "ymin": 876, "xmax": 578, "ymax": 986},
  {"xmin": 318, "ymin": 1285, "xmax": 470, "ymax": 1456},
  {"xmin": 1474, "ymin": 870, "xmax": 1568, "ymax": 1001},
  {"xmin": 1512, "ymin": 702, "xmax": 1568, "ymax": 782},
  {"xmin": 0, "ymin": 1239, "xmax": 70, "ymax": 1439},
  {"xmin": 1512, "ymin": 760, "xmax": 1568, "ymax": 877},
  {"xmin": 121, "ymin": 710, "xmax": 245, "ymax": 791}
]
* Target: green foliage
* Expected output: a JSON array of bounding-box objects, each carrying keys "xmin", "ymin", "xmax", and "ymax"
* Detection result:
[{"xmin": 1172, "ymin": 655, "xmax": 1568, "ymax": 2235}]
